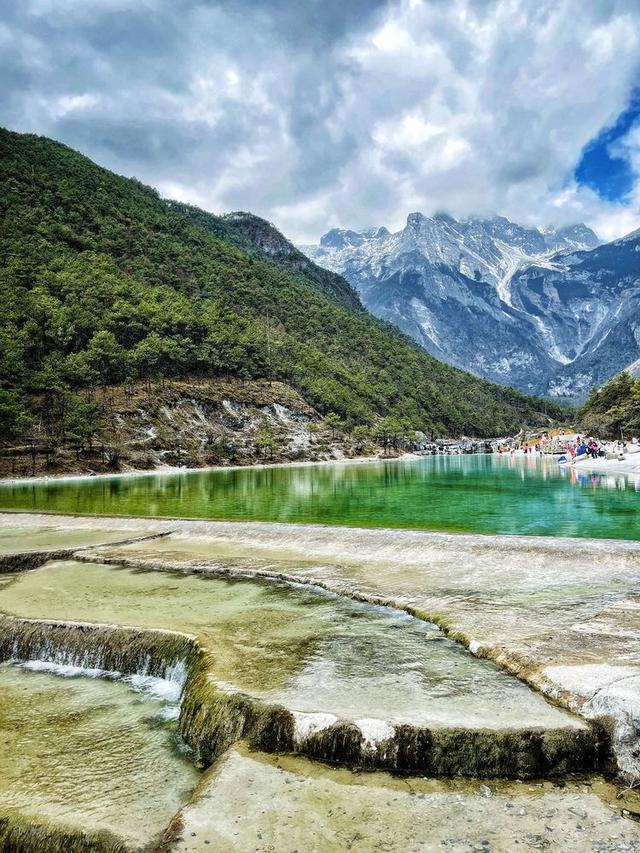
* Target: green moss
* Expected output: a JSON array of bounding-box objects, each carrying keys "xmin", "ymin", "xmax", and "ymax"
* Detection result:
[
  {"xmin": 247, "ymin": 705, "xmax": 296, "ymax": 753},
  {"xmin": 0, "ymin": 811, "xmax": 129, "ymax": 853},
  {"xmin": 178, "ymin": 657, "xmax": 252, "ymax": 765},
  {"xmin": 0, "ymin": 615, "xmax": 196, "ymax": 681},
  {"xmin": 303, "ymin": 721, "xmax": 364, "ymax": 767},
  {"xmin": 179, "ymin": 655, "xmax": 293, "ymax": 765},
  {"xmin": 381, "ymin": 726, "xmax": 609, "ymax": 780},
  {"xmin": 0, "ymin": 549, "xmax": 76, "ymax": 573},
  {"xmin": 541, "ymin": 723, "xmax": 612, "ymax": 777}
]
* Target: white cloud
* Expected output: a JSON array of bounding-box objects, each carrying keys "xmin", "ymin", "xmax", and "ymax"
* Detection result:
[
  {"xmin": 372, "ymin": 112, "xmax": 445, "ymax": 150},
  {"xmin": 2, "ymin": 0, "xmax": 640, "ymax": 243},
  {"xmin": 50, "ymin": 93, "xmax": 100, "ymax": 119},
  {"xmin": 319, "ymin": 0, "xmax": 640, "ymax": 242}
]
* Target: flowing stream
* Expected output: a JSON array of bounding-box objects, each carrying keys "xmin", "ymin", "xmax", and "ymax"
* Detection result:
[
  {"xmin": 0, "ymin": 454, "xmax": 638, "ymax": 848},
  {"xmin": 0, "ymin": 560, "xmax": 580, "ymax": 734}
]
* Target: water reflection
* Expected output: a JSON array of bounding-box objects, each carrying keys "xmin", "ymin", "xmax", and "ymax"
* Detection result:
[{"xmin": 0, "ymin": 455, "xmax": 637, "ymax": 540}]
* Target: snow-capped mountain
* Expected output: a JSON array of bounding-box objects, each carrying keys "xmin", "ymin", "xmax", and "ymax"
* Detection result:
[
  {"xmin": 300, "ymin": 213, "xmax": 640, "ymax": 398},
  {"xmin": 511, "ymin": 228, "xmax": 640, "ymax": 396}
]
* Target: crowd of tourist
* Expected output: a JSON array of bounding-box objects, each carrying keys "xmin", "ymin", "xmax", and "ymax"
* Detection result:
[
  {"xmin": 553, "ymin": 434, "xmax": 639, "ymax": 464},
  {"xmin": 496, "ymin": 430, "xmax": 640, "ymax": 462},
  {"xmin": 563, "ymin": 436, "xmax": 617, "ymax": 462}
]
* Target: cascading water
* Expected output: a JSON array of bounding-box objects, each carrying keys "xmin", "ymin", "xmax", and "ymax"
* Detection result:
[
  {"xmin": 0, "ymin": 662, "xmax": 200, "ymax": 852},
  {"xmin": 90, "ymin": 519, "xmax": 640, "ymax": 782},
  {"xmin": 0, "ymin": 561, "xmax": 608, "ymax": 779},
  {"xmin": 0, "ymin": 616, "xmax": 196, "ymax": 685},
  {"xmin": 0, "ymin": 514, "xmax": 635, "ymax": 850}
]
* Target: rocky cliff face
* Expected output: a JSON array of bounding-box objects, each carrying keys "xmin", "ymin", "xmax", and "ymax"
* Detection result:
[
  {"xmin": 301, "ymin": 214, "xmax": 640, "ymax": 398},
  {"xmin": 510, "ymin": 229, "xmax": 640, "ymax": 396},
  {"xmin": 0, "ymin": 379, "xmax": 359, "ymax": 478}
]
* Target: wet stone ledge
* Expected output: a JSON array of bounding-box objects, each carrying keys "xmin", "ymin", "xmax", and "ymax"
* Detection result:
[
  {"xmin": 0, "ymin": 812, "xmax": 129, "ymax": 853},
  {"xmin": 0, "ymin": 529, "xmax": 173, "ymax": 573},
  {"xmin": 0, "ymin": 615, "xmax": 197, "ymax": 684},
  {"xmin": 0, "ymin": 586, "xmax": 615, "ymax": 780},
  {"xmin": 75, "ymin": 540, "xmax": 640, "ymax": 784},
  {"xmin": 178, "ymin": 649, "xmax": 611, "ymax": 779},
  {"xmin": 0, "ymin": 548, "xmax": 78, "ymax": 573}
]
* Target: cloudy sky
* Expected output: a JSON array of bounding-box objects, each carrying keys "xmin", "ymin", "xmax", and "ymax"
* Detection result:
[{"xmin": 2, "ymin": 0, "xmax": 640, "ymax": 243}]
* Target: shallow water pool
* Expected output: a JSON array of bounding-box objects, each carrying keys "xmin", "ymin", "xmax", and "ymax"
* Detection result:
[
  {"xmin": 0, "ymin": 663, "xmax": 199, "ymax": 849},
  {"xmin": 0, "ymin": 559, "xmax": 582, "ymax": 731}
]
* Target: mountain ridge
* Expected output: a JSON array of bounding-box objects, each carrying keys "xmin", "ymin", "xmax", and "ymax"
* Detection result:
[
  {"xmin": 166, "ymin": 203, "xmax": 363, "ymax": 312},
  {"xmin": 302, "ymin": 212, "xmax": 640, "ymax": 398}
]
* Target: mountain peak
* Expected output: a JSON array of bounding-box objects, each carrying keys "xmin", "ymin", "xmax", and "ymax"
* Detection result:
[
  {"xmin": 303, "ymin": 208, "xmax": 632, "ymax": 400},
  {"xmin": 614, "ymin": 226, "xmax": 640, "ymax": 245},
  {"xmin": 406, "ymin": 212, "xmax": 429, "ymax": 229},
  {"xmin": 433, "ymin": 211, "xmax": 457, "ymax": 225},
  {"xmin": 319, "ymin": 228, "xmax": 365, "ymax": 249},
  {"xmin": 362, "ymin": 226, "xmax": 391, "ymax": 240},
  {"xmin": 551, "ymin": 222, "xmax": 599, "ymax": 249}
]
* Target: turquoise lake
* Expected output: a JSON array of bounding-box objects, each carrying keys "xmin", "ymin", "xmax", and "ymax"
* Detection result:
[{"xmin": 0, "ymin": 455, "xmax": 638, "ymax": 540}]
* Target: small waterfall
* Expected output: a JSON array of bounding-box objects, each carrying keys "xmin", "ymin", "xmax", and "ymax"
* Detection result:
[
  {"xmin": 292, "ymin": 711, "xmax": 338, "ymax": 746},
  {"xmin": 178, "ymin": 663, "xmax": 609, "ymax": 778},
  {"xmin": 0, "ymin": 616, "xmax": 196, "ymax": 687},
  {"xmin": 356, "ymin": 718, "xmax": 396, "ymax": 750},
  {"xmin": 0, "ymin": 614, "xmax": 611, "ymax": 779}
]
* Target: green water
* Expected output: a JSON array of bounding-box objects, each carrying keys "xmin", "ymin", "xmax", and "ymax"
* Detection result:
[
  {"xmin": 0, "ymin": 455, "xmax": 638, "ymax": 539},
  {"xmin": 0, "ymin": 663, "xmax": 199, "ymax": 849}
]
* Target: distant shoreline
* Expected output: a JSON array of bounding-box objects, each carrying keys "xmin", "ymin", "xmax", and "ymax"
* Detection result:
[
  {"xmin": 2, "ymin": 448, "xmax": 638, "ymax": 489},
  {"xmin": 564, "ymin": 454, "xmax": 640, "ymax": 478},
  {"xmin": 0, "ymin": 451, "xmax": 426, "ymax": 487}
]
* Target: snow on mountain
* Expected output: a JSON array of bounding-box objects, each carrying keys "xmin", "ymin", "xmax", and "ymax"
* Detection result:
[
  {"xmin": 300, "ymin": 213, "xmax": 640, "ymax": 399},
  {"xmin": 513, "ymin": 232, "xmax": 640, "ymax": 396}
]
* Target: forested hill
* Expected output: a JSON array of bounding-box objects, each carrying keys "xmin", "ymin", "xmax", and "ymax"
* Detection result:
[
  {"xmin": 0, "ymin": 127, "xmax": 565, "ymax": 453},
  {"xmin": 578, "ymin": 372, "xmax": 640, "ymax": 438},
  {"xmin": 167, "ymin": 203, "xmax": 363, "ymax": 312}
]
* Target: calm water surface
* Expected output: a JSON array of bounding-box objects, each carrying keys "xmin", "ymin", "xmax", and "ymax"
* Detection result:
[
  {"xmin": 0, "ymin": 663, "xmax": 199, "ymax": 847},
  {"xmin": 0, "ymin": 455, "xmax": 638, "ymax": 539}
]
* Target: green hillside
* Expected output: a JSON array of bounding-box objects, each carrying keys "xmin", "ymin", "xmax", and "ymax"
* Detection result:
[
  {"xmin": 168, "ymin": 203, "xmax": 363, "ymax": 311},
  {"xmin": 0, "ymin": 127, "xmax": 565, "ymax": 451},
  {"xmin": 579, "ymin": 372, "xmax": 640, "ymax": 437}
]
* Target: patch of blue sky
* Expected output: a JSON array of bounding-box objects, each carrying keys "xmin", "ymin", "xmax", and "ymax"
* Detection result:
[{"xmin": 575, "ymin": 90, "xmax": 640, "ymax": 202}]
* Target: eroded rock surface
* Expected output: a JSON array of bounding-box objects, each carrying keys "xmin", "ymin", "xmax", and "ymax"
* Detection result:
[{"xmin": 164, "ymin": 745, "xmax": 640, "ymax": 853}]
